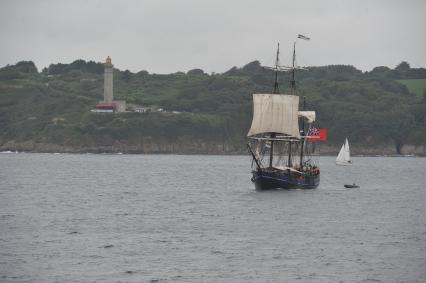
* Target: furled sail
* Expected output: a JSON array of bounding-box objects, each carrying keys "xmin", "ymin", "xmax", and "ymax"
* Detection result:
[
  {"xmin": 298, "ymin": 111, "xmax": 316, "ymax": 123},
  {"xmin": 247, "ymin": 94, "xmax": 300, "ymax": 138}
]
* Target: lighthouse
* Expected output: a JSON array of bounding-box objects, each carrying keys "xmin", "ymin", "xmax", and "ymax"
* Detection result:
[
  {"xmin": 103, "ymin": 56, "xmax": 113, "ymax": 103},
  {"xmin": 93, "ymin": 56, "xmax": 126, "ymax": 113}
]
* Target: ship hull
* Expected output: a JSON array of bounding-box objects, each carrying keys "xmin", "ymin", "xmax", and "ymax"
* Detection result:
[{"xmin": 251, "ymin": 169, "xmax": 320, "ymax": 190}]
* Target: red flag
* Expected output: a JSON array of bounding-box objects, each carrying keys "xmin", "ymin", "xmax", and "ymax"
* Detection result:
[
  {"xmin": 309, "ymin": 129, "xmax": 327, "ymax": 142},
  {"xmin": 317, "ymin": 129, "xmax": 327, "ymax": 141}
]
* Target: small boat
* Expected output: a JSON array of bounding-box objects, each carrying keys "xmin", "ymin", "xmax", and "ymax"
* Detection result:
[
  {"xmin": 337, "ymin": 139, "xmax": 357, "ymax": 187},
  {"xmin": 247, "ymin": 38, "xmax": 323, "ymax": 190},
  {"xmin": 344, "ymin": 184, "xmax": 359, "ymax": 188},
  {"xmin": 336, "ymin": 138, "xmax": 352, "ymax": 166}
]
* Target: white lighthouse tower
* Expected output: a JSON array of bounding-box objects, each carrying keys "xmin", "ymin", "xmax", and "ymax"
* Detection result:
[{"xmin": 103, "ymin": 56, "xmax": 113, "ymax": 103}]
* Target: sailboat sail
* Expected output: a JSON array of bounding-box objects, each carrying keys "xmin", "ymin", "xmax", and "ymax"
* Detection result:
[
  {"xmin": 247, "ymin": 94, "xmax": 300, "ymax": 138},
  {"xmin": 298, "ymin": 111, "xmax": 316, "ymax": 123},
  {"xmin": 344, "ymin": 139, "xmax": 350, "ymax": 161},
  {"xmin": 336, "ymin": 138, "xmax": 351, "ymax": 165}
]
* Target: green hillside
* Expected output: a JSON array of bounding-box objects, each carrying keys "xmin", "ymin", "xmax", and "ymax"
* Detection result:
[
  {"xmin": 0, "ymin": 60, "xmax": 425, "ymax": 154},
  {"xmin": 397, "ymin": 79, "xmax": 426, "ymax": 98}
]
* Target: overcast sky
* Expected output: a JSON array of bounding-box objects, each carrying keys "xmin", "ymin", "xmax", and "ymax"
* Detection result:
[{"xmin": 1, "ymin": 0, "xmax": 425, "ymax": 73}]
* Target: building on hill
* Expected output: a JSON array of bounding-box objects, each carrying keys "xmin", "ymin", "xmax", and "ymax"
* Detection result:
[{"xmin": 93, "ymin": 56, "xmax": 126, "ymax": 113}]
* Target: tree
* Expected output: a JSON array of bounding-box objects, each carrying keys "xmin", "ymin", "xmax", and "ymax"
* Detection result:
[
  {"xmin": 122, "ymin": 70, "xmax": 131, "ymax": 82},
  {"xmin": 242, "ymin": 61, "xmax": 262, "ymax": 73},
  {"xmin": 375, "ymin": 109, "xmax": 414, "ymax": 154},
  {"xmin": 395, "ymin": 61, "xmax": 410, "ymax": 71},
  {"xmin": 14, "ymin": 61, "xmax": 38, "ymax": 73},
  {"xmin": 187, "ymin": 69, "xmax": 205, "ymax": 76}
]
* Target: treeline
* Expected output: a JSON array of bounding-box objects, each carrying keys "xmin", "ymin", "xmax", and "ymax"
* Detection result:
[{"xmin": 0, "ymin": 59, "xmax": 425, "ymax": 154}]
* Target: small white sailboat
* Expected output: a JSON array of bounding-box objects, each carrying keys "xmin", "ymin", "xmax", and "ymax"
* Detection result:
[
  {"xmin": 336, "ymin": 138, "xmax": 352, "ymax": 166},
  {"xmin": 337, "ymin": 138, "xmax": 359, "ymax": 188}
]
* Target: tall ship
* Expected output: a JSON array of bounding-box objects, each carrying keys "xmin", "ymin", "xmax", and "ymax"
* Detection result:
[{"xmin": 247, "ymin": 39, "xmax": 324, "ymax": 190}]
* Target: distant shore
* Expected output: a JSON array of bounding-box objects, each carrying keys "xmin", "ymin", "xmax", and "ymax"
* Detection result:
[
  {"xmin": 1, "ymin": 151, "xmax": 424, "ymax": 158},
  {"xmin": 1, "ymin": 141, "xmax": 425, "ymax": 156}
]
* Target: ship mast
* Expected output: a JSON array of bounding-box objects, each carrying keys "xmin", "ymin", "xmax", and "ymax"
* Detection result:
[
  {"xmin": 287, "ymin": 42, "xmax": 297, "ymax": 168},
  {"xmin": 269, "ymin": 43, "xmax": 280, "ymax": 167},
  {"xmin": 299, "ymin": 96, "xmax": 306, "ymax": 167},
  {"xmin": 273, "ymin": 43, "xmax": 280, "ymax": 94},
  {"xmin": 290, "ymin": 41, "xmax": 296, "ymax": 93}
]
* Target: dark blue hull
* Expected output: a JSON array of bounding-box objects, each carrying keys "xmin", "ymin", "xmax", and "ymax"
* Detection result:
[{"xmin": 251, "ymin": 169, "xmax": 320, "ymax": 190}]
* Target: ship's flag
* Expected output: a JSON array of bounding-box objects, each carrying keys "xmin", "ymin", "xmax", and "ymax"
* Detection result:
[
  {"xmin": 308, "ymin": 128, "xmax": 327, "ymax": 142},
  {"xmin": 297, "ymin": 34, "xmax": 310, "ymax": 40},
  {"xmin": 308, "ymin": 127, "xmax": 319, "ymax": 136}
]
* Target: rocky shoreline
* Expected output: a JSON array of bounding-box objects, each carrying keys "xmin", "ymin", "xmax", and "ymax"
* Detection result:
[{"xmin": 1, "ymin": 140, "xmax": 425, "ymax": 156}]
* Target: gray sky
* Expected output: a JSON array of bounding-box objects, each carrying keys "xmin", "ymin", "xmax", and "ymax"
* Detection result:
[{"xmin": 1, "ymin": 0, "xmax": 425, "ymax": 73}]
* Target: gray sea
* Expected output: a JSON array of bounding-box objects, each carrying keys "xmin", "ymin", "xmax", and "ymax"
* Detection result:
[{"xmin": 0, "ymin": 153, "xmax": 425, "ymax": 282}]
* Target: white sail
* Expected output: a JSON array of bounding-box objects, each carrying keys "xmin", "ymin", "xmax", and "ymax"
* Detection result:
[
  {"xmin": 336, "ymin": 138, "xmax": 352, "ymax": 165},
  {"xmin": 247, "ymin": 94, "xmax": 300, "ymax": 138},
  {"xmin": 344, "ymin": 138, "xmax": 350, "ymax": 162},
  {"xmin": 298, "ymin": 111, "xmax": 316, "ymax": 123}
]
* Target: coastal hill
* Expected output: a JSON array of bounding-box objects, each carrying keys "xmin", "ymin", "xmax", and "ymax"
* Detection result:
[{"xmin": 0, "ymin": 60, "xmax": 425, "ymax": 155}]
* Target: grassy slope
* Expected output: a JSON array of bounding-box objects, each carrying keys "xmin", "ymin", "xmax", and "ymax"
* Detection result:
[{"xmin": 397, "ymin": 79, "xmax": 426, "ymax": 98}]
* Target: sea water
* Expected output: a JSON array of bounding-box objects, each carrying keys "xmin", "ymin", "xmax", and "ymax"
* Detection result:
[{"xmin": 0, "ymin": 154, "xmax": 425, "ymax": 282}]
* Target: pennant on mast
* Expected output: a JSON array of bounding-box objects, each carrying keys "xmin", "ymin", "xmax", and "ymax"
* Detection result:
[{"xmin": 297, "ymin": 34, "xmax": 310, "ymax": 40}]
